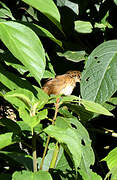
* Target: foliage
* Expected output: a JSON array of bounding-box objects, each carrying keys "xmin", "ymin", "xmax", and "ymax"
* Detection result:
[{"xmin": 0, "ymin": 0, "xmax": 117, "ymax": 179}]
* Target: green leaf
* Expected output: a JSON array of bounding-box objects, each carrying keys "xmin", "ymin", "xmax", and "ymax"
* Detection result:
[
  {"xmin": 0, "ymin": 64, "xmax": 37, "ymax": 95},
  {"xmin": 113, "ymin": 0, "xmax": 117, "ymax": 5},
  {"xmin": 20, "ymin": 22, "xmax": 62, "ymax": 47},
  {"xmin": 43, "ymin": 53, "xmax": 56, "ymax": 78},
  {"xmin": 34, "ymin": 87, "xmax": 49, "ymax": 102},
  {"xmin": 59, "ymin": 106, "xmax": 75, "ymax": 118},
  {"xmin": 81, "ymin": 99, "xmax": 113, "ymax": 116},
  {"xmin": 4, "ymin": 89, "xmax": 36, "ymax": 110},
  {"xmin": 17, "ymin": 121, "xmax": 31, "ymax": 131},
  {"xmin": 78, "ymin": 169, "xmax": 102, "ymax": 180},
  {"xmin": 58, "ymin": 117, "xmax": 95, "ymax": 177},
  {"xmin": 75, "ymin": 20, "xmax": 93, "ymax": 33},
  {"xmin": 21, "ymin": 0, "xmax": 62, "ymax": 32},
  {"xmin": 37, "ymin": 109, "xmax": 48, "ymax": 121},
  {"xmin": 19, "ymin": 107, "xmax": 47, "ymax": 129},
  {"xmin": 34, "ymin": 24, "xmax": 62, "ymax": 47},
  {"xmin": 108, "ymin": 97, "xmax": 117, "ymax": 105},
  {"xmin": 0, "ymin": 50, "xmax": 28, "ymax": 75},
  {"xmin": 44, "ymin": 125, "xmax": 82, "ymax": 169},
  {"xmin": 57, "ymin": 0, "xmax": 79, "ymax": 15},
  {"xmin": 57, "ymin": 50, "xmax": 86, "ymax": 62},
  {"xmin": 0, "ymin": 151, "xmax": 33, "ymax": 170},
  {"xmin": 103, "ymin": 147, "xmax": 117, "ymax": 170},
  {"xmin": 63, "ymin": 117, "xmax": 97, "ymax": 179},
  {"xmin": 12, "ymin": 170, "xmax": 52, "ymax": 180},
  {"xmin": 63, "ymin": 103, "xmax": 94, "ymax": 122},
  {"xmin": 94, "ymin": 22, "xmax": 106, "ymax": 29},
  {"xmin": 60, "ymin": 95, "xmax": 80, "ymax": 103},
  {"xmin": 37, "ymin": 149, "xmax": 54, "ymax": 171},
  {"xmin": 0, "ymin": 132, "xmax": 16, "ymax": 149},
  {"xmin": 25, "ymin": 6, "xmax": 38, "ymax": 21},
  {"xmin": 0, "ymin": 2, "xmax": 15, "ymax": 20},
  {"xmin": 55, "ymin": 145, "xmax": 72, "ymax": 171},
  {"xmin": 5, "ymin": 92, "xmax": 32, "ymax": 110},
  {"xmin": 0, "ymin": 118, "xmax": 21, "ymax": 135},
  {"xmin": 81, "ymin": 40, "xmax": 117, "ymax": 103},
  {"xmin": 55, "ymin": 116, "xmax": 101, "ymax": 179},
  {"xmin": 0, "ymin": 21, "xmax": 45, "ymax": 83},
  {"xmin": 98, "ymin": 11, "xmax": 112, "ymax": 29},
  {"xmin": 38, "ymin": 144, "xmax": 72, "ymax": 171},
  {"xmin": 103, "ymin": 148, "xmax": 117, "ymax": 180}
]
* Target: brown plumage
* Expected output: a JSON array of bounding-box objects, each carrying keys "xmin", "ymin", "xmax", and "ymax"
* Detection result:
[{"xmin": 42, "ymin": 70, "xmax": 81, "ymax": 95}]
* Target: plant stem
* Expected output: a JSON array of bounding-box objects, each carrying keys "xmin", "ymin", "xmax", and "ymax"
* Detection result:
[
  {"xmin": 40, "ymin": 98, "xmax": 59, "ymax": 170},
  {"xmin": 32, "ymin": 129, "xmax": 37, "ymax": 172},
  {"xmin": 40, "ymin": 135, "xmax": 50, "ymax": 170},
  {"xmin": 49, "ymin": 142, "xmax": 60, "ymax": 169}
]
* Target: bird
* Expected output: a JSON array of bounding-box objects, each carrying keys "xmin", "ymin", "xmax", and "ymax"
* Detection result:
[{"xmin": 42, "ymin": 70, "xmax": 81, "ymax": 96}]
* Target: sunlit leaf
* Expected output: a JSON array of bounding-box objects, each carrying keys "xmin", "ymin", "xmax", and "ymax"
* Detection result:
[
  {"xmin": 21, "ymin": 0, "xmax": 62, "ymax": 32},
  {"xmin": 75, "ymin": 20, "xmax": 92, "ymax": 33},
  {"xmin": 81, "ymin": 40, "xmax": 117, "ymax": 103},
  {"xmin": 81, "ymin": 99, "xmax": 113, "ymax": 116},
  {"xmin": 12, "ymin": 170, "xmax": 52, "ymax": 180},
  {"xmin": 0, "ymin": 21, "xmax": 45, "ymax": 83},
  {"xmin": 0, "ymin": 133, "xmax": 16, "ymax": 149},
  {"xmin": 44, "ymin": 124, "xmax": 82, "ymax": 169},
  {"xmin": 57, "ymin": 50, "xmax": 86, "ymax": 62}
]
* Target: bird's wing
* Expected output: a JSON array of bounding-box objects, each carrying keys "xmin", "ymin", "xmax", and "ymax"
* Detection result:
[{"xmin": 42, "ymin": 75, "xmax": 70, "ymax": 95}]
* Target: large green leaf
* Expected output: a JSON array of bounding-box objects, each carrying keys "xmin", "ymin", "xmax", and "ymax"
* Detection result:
[
  {"xmin": 0, "ymin": 21, "xmax": 45, "ymax": 83},
  {"xmin": 70, "ymin": 119, "xmax": 101, "ymax": 180},
  {"xmin": 54, "ymin": 116, "xmax": 101, "ymax": 179},
  {"xmin": 21, "ymin": 0, "xmax": 62, "ymax": 32},
  {"xmin": 12, "ymin": 170, "xmax": 52, "ymax": 180},
  {"xmin": 20, "ymin": 22, "xmax": 62, "ymax": 47},
  {"xmin": 81, "ymin": 40, "xmax": 117, "ymax": 103},
  {"xmin": 44, "ymin": 124, "xmax": 82, "ymax": 169}
]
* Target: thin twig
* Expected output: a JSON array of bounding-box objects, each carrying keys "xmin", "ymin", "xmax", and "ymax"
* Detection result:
[
  {"xmin": 32, "ymin": 129, "xmax": 37, "ymax": 172},
  {"xmin": 40, "ymin": 98, "xmax": 59, "ymax": 170},
  {"xmin": 40, "ymin": 135, "xmax": 51, "ymax": 170}
]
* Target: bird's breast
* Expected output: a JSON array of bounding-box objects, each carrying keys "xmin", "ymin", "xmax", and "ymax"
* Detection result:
[{"xmin": 60, "ymin": 84, "xmax": 75, "ymax": 95}]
